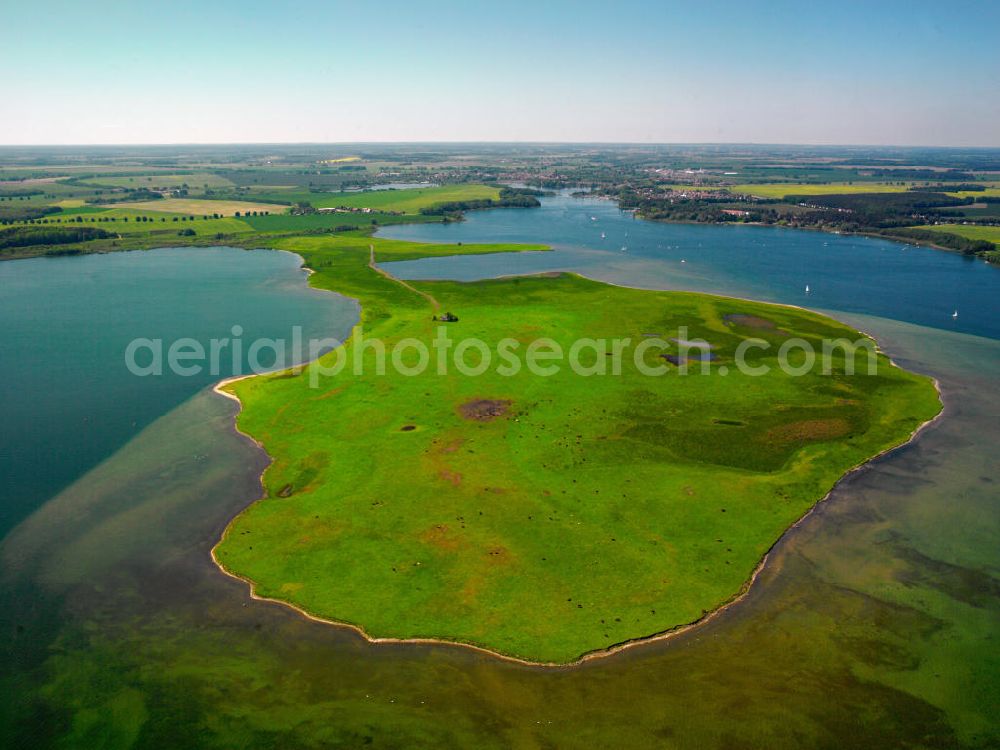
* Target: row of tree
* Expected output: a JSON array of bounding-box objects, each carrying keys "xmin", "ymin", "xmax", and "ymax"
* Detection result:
[{"xmin": 0, "ymin": 226, "xmax": 112, "ymax": 251}]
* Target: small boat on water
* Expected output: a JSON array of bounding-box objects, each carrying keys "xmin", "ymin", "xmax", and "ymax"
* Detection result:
[
  {"xmin": 680, "ymin": 259, "xmax": 686, "ymax": 263},
  {"xmin": 953, "ymin": 310, "xmax": 959, "ymax": 319},
  {"xmin": 601, "ymin": 232, "xmax": 606, "ymax": 239},
  {"xmin": 805, "ymin": 284, "xmax": 811, "ymax": 293},
  {"xmin": 591, "ymin": 216, "xmax": 597, "ymax": 221},
  {"xmin": 620, "ymin": 245, "xmax": 628, "ymax": 253}
]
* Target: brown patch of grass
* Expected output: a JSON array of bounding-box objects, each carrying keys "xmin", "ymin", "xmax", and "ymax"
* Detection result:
[
  {"xmin": 440, "ymin": 438, "xmax": 464, "ymax": 454},
  {"xmin": 439, "ymin": 469, "xmax": 463, "ymax": 486},
  {"xmin": 763, "ymin": 418, "xmax": 851, "ymax": 445},
  {"xmin": 459, "ymin": 399, "xmax": 512, "ymax": 422},
  {"xmin": 420, "ymin": 524, "xmax": 461, "ymax": 551},
  {"xmin": 724, "ymin": 313, "xmax": 787, "ymax": 334},
  {"xmin": 725, "ymin": 313, "xmax": 775, "ymax": 329}
]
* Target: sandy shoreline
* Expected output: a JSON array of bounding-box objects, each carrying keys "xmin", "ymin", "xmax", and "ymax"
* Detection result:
[{"xmin": 208, "ymin": 250, "xmax": 947, "ymax": 669}]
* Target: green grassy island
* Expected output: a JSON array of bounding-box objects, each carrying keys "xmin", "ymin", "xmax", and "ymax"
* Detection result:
[{"xmin": 213, "ymin": 234, "xmax": 941, "ymax": 664}]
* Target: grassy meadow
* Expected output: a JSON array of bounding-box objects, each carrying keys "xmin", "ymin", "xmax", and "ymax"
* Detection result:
[
  {"xmin": 214, "ymin": 234, "xmax": 941, "ymax": 664},
  {"xmin": 242, "ymin": 211, "xmax": 440, "ymax": 232}
]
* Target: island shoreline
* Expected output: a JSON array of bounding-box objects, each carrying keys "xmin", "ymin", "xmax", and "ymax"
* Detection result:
[{"xmin": 208, "ymin": 250, "xmax": 946, "ymax": 669}]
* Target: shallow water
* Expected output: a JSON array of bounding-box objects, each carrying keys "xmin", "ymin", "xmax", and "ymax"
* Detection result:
[{"xmin": 1, "ymin": 210, "xmax": 998, "ymax": 747}]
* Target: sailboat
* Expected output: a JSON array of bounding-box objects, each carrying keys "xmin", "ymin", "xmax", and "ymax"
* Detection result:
[
  {"xmin": 805, "ymin": 284, "xmax": 811, "ymax": 294},
  {"xmin": 952, "ymin": 310, "xmax": 959, "ymax": 319},
  {"xmin": 600, "ymin": 232, "xmax": 606, "ymax": 239}
]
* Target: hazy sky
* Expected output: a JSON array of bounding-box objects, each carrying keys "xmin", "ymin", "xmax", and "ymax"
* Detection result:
[{"xmin": 3, "ymin": 0, "xmax": 998, "ymax": 146}]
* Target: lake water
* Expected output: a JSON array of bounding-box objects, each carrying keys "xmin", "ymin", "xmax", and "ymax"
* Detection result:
[
  {"xmin": 1, "ymin": 203, "xmax": 998, "ymax": 748},
  {"xmin": 379, "ymin": 193, "xmax": 999, "ymax": 340},
  {"xmin": 0, "ymin": 247, "xmax": 358, "ymax": 536}
]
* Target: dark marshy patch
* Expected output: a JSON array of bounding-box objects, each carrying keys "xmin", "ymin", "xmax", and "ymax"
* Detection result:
[
  {"xmin": 662, "ymin": 352, "xmax": 716, "ymax": 366},
  {"xmin": 400, "ymin": 424, "xmax": 416, "ymax": 431},
  {"xmin": 724, "ymin": 313, "xmax": 787, "ymax": 334},
  {"xmin": 459, "ymin": 399, "xmax": 512, "ymax": 422},
  {"xmin": 763, "ymin": 418, "xmax": 852, "ymax": 445},
  {"xmin": 724, "ymin": 313, "xmax": 775, "ymax": 329}
]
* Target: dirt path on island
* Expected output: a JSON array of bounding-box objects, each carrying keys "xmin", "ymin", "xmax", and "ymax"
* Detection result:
[{"xmin": 369, "ymin": 244, "xmax": 440, "ymax": 311}]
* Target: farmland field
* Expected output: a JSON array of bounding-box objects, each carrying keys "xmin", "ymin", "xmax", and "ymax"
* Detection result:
[
  {"xmin": 101, "ymin": 198, "xmax": 284, "ymax": 216},
  {"xmin": 729, "ymin": 183, "xmax": 912, "ymax": 198},
  {"xmin": 39, "ymin": 207, "xmax": 253, "ymax": 235},
  {"xmin": 944, "ymin": 187, "xmax": 1000, "ymax": 199},
  {"xmin": 81, "ymin": 172, "xmax": 236, "ymax": 189},
  {"xmin": 249, "ymin": 184, "xmax": 502, "ymax": 213},
  {"xmin": 916, "ymin": 223, "xmax": 1000, "ymax": 246}
]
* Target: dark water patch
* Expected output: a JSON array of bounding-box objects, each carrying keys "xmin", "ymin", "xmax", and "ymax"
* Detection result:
[{"xmin": 893, "ymin": 544, "xmax": 1000, "ymax": 610}]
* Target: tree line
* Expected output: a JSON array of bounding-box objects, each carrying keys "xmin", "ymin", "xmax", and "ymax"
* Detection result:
[
  {"xmin": 419, "ymin": 189, "xmax": 541, "ymax": 216},
  {"xmin": 0, "ymin": 226, "xmax": 112, "ymax": 251}
]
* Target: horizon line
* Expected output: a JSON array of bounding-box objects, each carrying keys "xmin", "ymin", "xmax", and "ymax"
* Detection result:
[{"xmin": 1, "ymin": 140, "xmax": 999, "ymax": 150}]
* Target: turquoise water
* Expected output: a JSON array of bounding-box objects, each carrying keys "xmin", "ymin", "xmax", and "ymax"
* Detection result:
[
  {"xmin": 1, "ymin": 213, "xmax": 998, "ymax": 747},
  {"xmin": 0, "ymin": 247, "xmax": 358, "ymax": 536},
  {"xmin": 379, "ymin": 194, "xmax": 999, "ymax": 340}
]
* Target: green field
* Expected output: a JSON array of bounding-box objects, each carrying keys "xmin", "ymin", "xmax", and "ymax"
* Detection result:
[
  {"xmin": 37, "ymin": 207, "xmax": 253, "ymax": 236},
  {"xmin": 3, "ymin": 185, "xmax": 513, "ymax": 242},
  {"xmin": 242, "ymin": 211, "xmax": 440, "ymax": 232},
  {"xmin": 730, "ymin": 183, "xmax": 911, "ymax": 199},
  {"xmin": 214, "ymin": 235, "xmax": 941, "ymax": 664},
  {"xmin": 916, "ymin": 224, "xmax": 1000, "ymax": 246},
  {"xmin": 79, "ymin": 172, "xmax": 236, "ymax": 189},
  {"xmin": 944, "ymin": 188, "xmax": 1000, "ymax": 199},
  {"xmin": 248, "ymin": 184, "xmax": 502, "ymax": 213}
]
